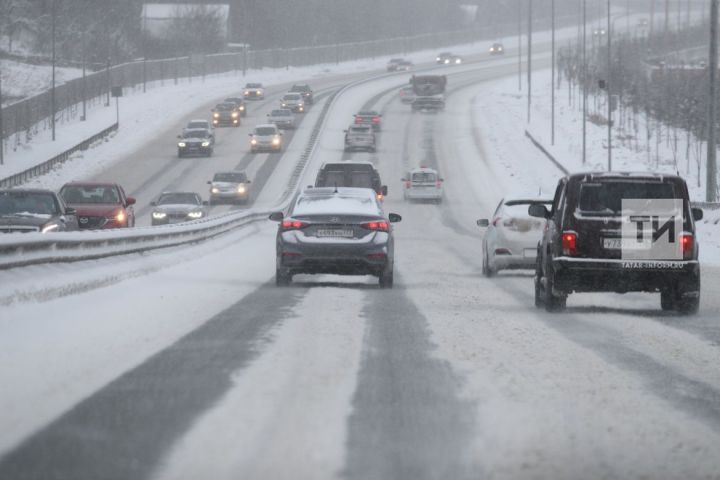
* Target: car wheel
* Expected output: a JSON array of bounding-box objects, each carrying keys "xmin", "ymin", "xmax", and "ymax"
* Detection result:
[
  {"xmin": 379, "ymin": 267, "xmax": 393, "ymax": 288},
  {"xmin": 276, "ymin": 268, "xmax": 292, "ymax": 287},
  {"xmin": 482, "ymin": 250, "xmax": 496, "ymax": 278},
  {"xmin": 542, "ymin": 270, "xmax": 567, "ymax": 312},
  {"xmin": 660, "ymin": 290, "xmax": 675, "ymax": 311}
]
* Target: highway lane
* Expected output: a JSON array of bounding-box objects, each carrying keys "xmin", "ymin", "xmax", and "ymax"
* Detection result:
[{"xmin": 3, "ymin": 46, "xmax": 720, "ymax": 480}]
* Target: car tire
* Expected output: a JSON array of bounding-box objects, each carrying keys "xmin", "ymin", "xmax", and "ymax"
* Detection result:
[
  {"xmin": 542, "ymin": 271, "xmax": 567, "ymax": 312},
  {"xmin": 276, "ymin": 268, "xmax": 291, "ymax": 287},
  {"xmin": 534, "ymin": 275, "xmax": 545, "ymax": 308},
  {"xmin": 379, "ymin": 267, "xmax": 394, "ymax": 288},
  {"xmin": 482, "ymin": 250, "xmax": 496, "ymax": 278},
  {"xmin": 660, "ymin": 290, "xmax": 675, "ymax": 311}
]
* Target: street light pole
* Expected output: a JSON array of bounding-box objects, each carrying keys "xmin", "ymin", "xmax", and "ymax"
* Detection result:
[
  {"xmin": 607, "ymin": 0, "xmax": 612, "ymax": 171},
  {"xmin": 0, "ymin": 68, "xmax": 4, "ymax": 166},
  {"xmin": 51, "ymin": 0, "xmax": 56, "ymax": 142},
  {"xmin": 582, "ymin": 0, "xmax": 587, "ymax": 165},
  {"xmin": 707, "ymin": 0, "xmax": 718, "ymax": 202},
  {"xmin": 518, "ymin": 0, "xmax": 522, "ymax": 91},
  {"xmin": 527, "ymin": 0, "xmax": 532, "ymax": 122},
  {"xmin": 551, "ymin": 0, "xmax": 555, "ymax": 145}
]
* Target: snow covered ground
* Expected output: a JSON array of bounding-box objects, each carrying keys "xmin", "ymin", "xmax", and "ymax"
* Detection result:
[{"xmin": 0, "ymin": 58, "xmax": 82, "ymax": 106}]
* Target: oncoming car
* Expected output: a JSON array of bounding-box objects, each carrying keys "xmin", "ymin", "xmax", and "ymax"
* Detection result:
[
  {"xmin": 151, "ymin": 192, "xmax": 207, "ymax": 226},
  {"xmin": 489, "ymin": 42, "xmax": 505, "ymax": 55},
  {"xmin": 436, "ymin": 52, "xmax": 462, "ymax": 65},
  {"xmin": 249, "ymin": 124, "xmax": 283, "ymax": 153},
  {"xmin": 208, "ymin": 171, "xmax": 251, "ymax": 205},
  {"xmin": 477, "ymin": 196, "xmax": 552, "ymax": 276},
  {"xmin": 223, "ymin": 97, "xmax": 247, "ymax": 117},
  {"xmin": 289, "ymin": 84, "xmax": 314, "ymax": 105},
  {"xmin": 269, "ymin": 187, "xmax": 402, "ymax": 287},
  {"xmin": 212, "ymin": 103, "xmax": 241, "ymax": 127},
  {"xmin": 402, "ymin": 167, "xmax": 443, "ymax": 203},
  {"xmin": 177, "ymin": 128, "xmax": 213, "ymax": 157},
  {"xmin": 243, "ymin": 83, "xmax": 265, "ymax": 100},
  {"xmin": 59, "ymin": 182, "xmax": 136, "ymax": 229},
  {"xmin": 280, "ymin": 93, "xmax": 305, "ymax": 113},
  {"xmin": 0, "ymin": 189, "xmax": 78, "ymax": 233}
]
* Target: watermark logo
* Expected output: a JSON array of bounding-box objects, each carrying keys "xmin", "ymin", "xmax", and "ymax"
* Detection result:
[{"xmin": 620, "ymin": 199, "xmax": 684, "ymax": 260}]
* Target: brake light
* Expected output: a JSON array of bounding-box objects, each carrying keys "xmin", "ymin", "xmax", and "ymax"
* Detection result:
[
  {"xmin": 355, "ymin": 116, "xmax": 362, "ymax": 124},
  {"xmin": 681, "ymin": 233, "xmax": 693, "ymax": 258},
  {"xmin": 367, "ymin": 253, "xmax": 387, "ymax": 260},
  {"xmin": 281, "ymin": 220, "xmax": 308, "ymax": 230},
  {"xmin": 405, "ymin": 181, "xmax": 411, "ymax": 189},
  {"xmin": 436, "ymin": 180, "xmax": 443, "ymax": 188},
  {"xmin": 562, "ymin": 231, "xmax": 577, "ymax": 256},
  {"xmin": 372, "ymin": 116, "xmax": 380, "ymax": 124},
  {"xmin": 362, "ymin": 221, "xmax": 389, "ymax": 231}
]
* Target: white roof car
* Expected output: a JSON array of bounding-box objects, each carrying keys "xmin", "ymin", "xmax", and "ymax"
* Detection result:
[{"xmin": 402, "ymin": 167, "xmax": 443, "ymax": 203}]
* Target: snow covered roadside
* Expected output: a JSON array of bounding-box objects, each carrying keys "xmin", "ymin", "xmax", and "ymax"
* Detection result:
[
  {"xmin": 0, "ymin": 58, "xmax": 82, "ymax": 106},
  {"xmin": 474, "ymin": 69, "xmax": 720, "ymax": 265}
]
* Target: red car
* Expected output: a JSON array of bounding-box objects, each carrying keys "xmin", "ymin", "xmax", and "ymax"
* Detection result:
[{"xmin": 59, "ymin": 182, "xmax": 136, "ymax": 229}]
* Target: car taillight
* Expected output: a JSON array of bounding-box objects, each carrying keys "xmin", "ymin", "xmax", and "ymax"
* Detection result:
[
  {"xmin": 405, "ymin": 181, "xmax": 411, "ymax": 188},
  {"xmin": 436, "ymin": 180, "xmax": 443, "ymax": 188},
  {"xmin": 372, "ymin": 116, "xmax": 380, "ymax": 124},
  {"xmin": 281, "ymin": 220, "xmax": 308, "ymax": 230},
  {"xmin": 367, "ymin": 253, "xmax": 386, "ymax": 260},
  {"xmin": 681, "ymin": 233, "xmax": 693, "ymax": 259},
  {"xmin": 362, "ymin": 221, "xmax": 389, "ymax": 231},
  {"xmin": 562, "ymin": 231, "xmax": 577, "ymax": 256},
  {"xmin": 355, "ymin": 117, "xmax": 362, "ymax": 124}
]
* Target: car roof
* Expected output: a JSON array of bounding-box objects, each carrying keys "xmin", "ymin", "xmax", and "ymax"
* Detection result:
[
  {"xmin": 409, "ymin": 167, "xmax": 438, "ymax": 173},
  {"xmin": 62, "ymin": 182, "xmax": 119, "ymax": 188},
  {"xmin": 293, "ymin": 187, "xmax": 381, "ymax": 216},
  {"xmin": 321, "ymin": 160, "xmax": 376, "ymax": 168},
  {"xmin": 188, "ymin": 119, "xmax": 208, "ymax": 123},
  {"xmin": 271, "ymin": 109, "xmax": 293, "ymax": 114},
  {"xmin": 567, "ymin": 171, "xmax": 683, "ymax": 183},
  {"xmin": 356, "ymin": 111, "xmax": 378, "ymax": 115}
]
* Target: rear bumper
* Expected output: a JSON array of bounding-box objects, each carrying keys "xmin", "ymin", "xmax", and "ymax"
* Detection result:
[
  {"xmin": 279, "ymin": 245, "xmax": 390, "ymax": 276},
  {"xmin": 552, "ymin": 257, "xmax": 700, "ymax": 294}
]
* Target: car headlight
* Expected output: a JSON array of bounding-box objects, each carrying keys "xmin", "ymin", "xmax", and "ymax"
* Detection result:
[
  {"xmin": 239, "ymin": 105, "xmax": 245, "ymax": 111},
  {"xmin": 444, "ymin": 59, "xmax": 450, "ymax": 64},
  {"xmin": 213, "ymin": 112, "xmax": 219, "ymax": 118},
  {"xmin": 272, "ymin": 137, "xmax": 281, "ymax": 145},
  {"xmin": 232, "ymin": 112, "xmax": 238, "ymax": 118},
  {"xmin": 115, "ymin": 210, "xmax": 126, "ymax": 223},
  {"xmin": 41, "ymin": 223, "xmax": 59, "ymax": 233},
  {"xmin": 202, "ymin": 141, "xmax": 210, "ymax": 147},
  {"xmin": 152, "ymin": 212, "xmax": 167, "ymax": 219},
  {"xmin": 178, "ymin": 142, "xmax": 186, "ymax": 147},
  {"xmin": 237, "ymin": 185, "xmax": 246, "ymax": 193},
  {"xmin": 281, "ymin": 103, "xmax": 287, "ymax": 107},
  {"xmin": 455, "ymin": 58, "xmax": 461, "ymax": 64},
  {"xmin": 188, "ymin": 211, "xmax": 203, "ymax": 219},
  {"xmin": 436, "ymin": 57, "xmax": 441, "ymax": 61},
  {"xmin": 244, "ymin": 90, "xmax": 250, "ymax": 95},
  {"xmin": 211, "ymin": 187, "xmax": 220, "ymax": 194},
  {"xmin": 250, "ymin": 138, "xmax": 257, "ymax": 145}
]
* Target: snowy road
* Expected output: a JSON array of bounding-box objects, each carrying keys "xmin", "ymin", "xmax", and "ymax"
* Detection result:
[{"xmin": 2, "ymin": 48, "xmax": 720, "ymax": 480}]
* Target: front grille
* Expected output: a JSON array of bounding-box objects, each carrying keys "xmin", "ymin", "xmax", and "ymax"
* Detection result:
[
  {"xmin": 0, "ymin": 225, "xmax": 39, "ymax": 233},
  {"xmin": 78, "ymin": 216, "xmax": 107, "ymax": 229},
  {"xmin": 168, "ymin": 213, "xmax": 188, "ymax": 220}
]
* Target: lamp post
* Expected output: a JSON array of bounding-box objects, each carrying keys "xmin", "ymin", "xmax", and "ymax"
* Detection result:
[
  {"xmin": 0, "ymin": 68, "xmax": 4, "ymax": 165},
  {"xmin": 527, "ymin": 0, "xmax": 532, "ymax": 122},
  {"xmin": 551, "ymin": 0, "xmax": 555, "ymax": 145},
  {"xmin": 582, "ymin": 0, "xmax": 587, "ymax": 165},
  {"xmin": 607, "ymin": 0, "xmax": 612, "ymax": 171},
  {"xmin": 708, "ymin": 0, "xmax": 718, "ymax": 202},
  {"xmin": 518, "ymin": 0, "xmax": 522, "ymax": 91},
  {"xmin": 51, "ymin": 0, "xmax": 56, "ymax": 142}
]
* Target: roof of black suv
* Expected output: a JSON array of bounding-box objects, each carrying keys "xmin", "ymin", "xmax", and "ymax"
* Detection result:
[{"xmin": 569, "ymin": 171, "xmax": 684, "ymax": 183}]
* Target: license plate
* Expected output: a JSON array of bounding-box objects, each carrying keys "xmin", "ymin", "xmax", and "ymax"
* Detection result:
[
  {"xmin": 523, "ymin": 249, "xmax": 536, "ymax": 258},
  {"xmin": 604, "ymin": 238, "xmax": 650, "ymax": 250},
  {"xmin": 603, "ymin": 238, "xmax": 622, "ymax": 249},
  {"xmin": 316, "ymin": 229, "xmax": 353, "ymax": 238}
]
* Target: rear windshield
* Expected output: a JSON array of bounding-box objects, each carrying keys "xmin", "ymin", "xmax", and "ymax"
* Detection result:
[
  {"xmin": 293, "ymin": 194, "xmax": 379, "ymax": 216},
  {"xmin": 213, "ymin": 173, "xmax": 247, "ymax": 183},
  {"xmin": 411, "ymin": 172, "xmax": 436, "ymax": 183},
  {"xmin": 577, "ymin": 181, "xmax": 676, "ymax": 215},
  {"xmin": 61, "ymin": 185, "xmax": 120, "ymax": 204},
  {"xmin": 254, "ymin": 127, "xmax": 277, "ymax": 135},
  {"xmin": 157, "ymin": 193, "xmax": 200, "ymax": 205},
  {"xmin": 0, "ymin": 191, "xmax": 59, "ymax": 216}
]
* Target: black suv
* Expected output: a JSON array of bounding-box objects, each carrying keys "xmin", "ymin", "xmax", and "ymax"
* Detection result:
[
  {"xmin": 529, "ymin": 172, "xmax": 702, "ymax": 313},
  {"xmin": 290, "ymin": 84, "xmax": 314, "ymax": 105},
  {"xmin": 315, "ymin": 162, "xmax": 388, "ymax": 200}
]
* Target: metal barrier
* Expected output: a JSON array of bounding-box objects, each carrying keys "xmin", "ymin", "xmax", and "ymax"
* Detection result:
[{"xmin": 0, "ymin": 123, "xmax": 118, "ymax": 188}]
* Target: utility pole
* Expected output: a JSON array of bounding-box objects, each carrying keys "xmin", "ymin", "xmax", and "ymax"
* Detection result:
[
  {"xmin": 518, "ymin": 0, "xmax": 522, "ymax": 91},
  {"xmin": 582, "ymin": 0, "xmax": 587, "ymax": 165},
  {"xmin": 51, "ymin": 0, "xmax": 56, "ymax": 142},
  {"xmin": 664, "ymin": 0, "xmax": 670, "ymax": 33},
  {"xmin": 0, "ymin": 68, "xmax": 4, "ymax": 166},
  {"xmin": 551, "ymin": 0, "xmax": 555, "ymax": 145},
  {"xmin": 708, "ymin": 0, "xmax": 718, "ymax": 201},
  {"xmin": 527, "ymin": 0, "xmax": 532, "ymax": 122},
  {"xmin": 607, "ymin": 0, "xmax": 612, "ymax": 171},
  {"xmin": 650, "ymin": 0, "xmax": 656, "ymax": 36},
  {"xmin": 81, "ymin": 30, "xmax": 87, "ymax": 121}
]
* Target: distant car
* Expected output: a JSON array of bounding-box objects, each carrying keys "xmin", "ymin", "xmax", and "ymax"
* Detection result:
[
  {"xmin": 396, "ymin": 60, "xmax": 413, "ymax": 71},
  {"xmin": 436, "ymin": 52, "xmax": 462, "ymax": 65},
  {"xmin": 249, "ymin": 124, "xmax": 283, "ymax": 153},
  {"xmin": 59, "ymin": 182, "xmax": 136, "ymax": 229},
  {"xmin": 243, "ymin": 83, "xmax": 265, "ymax": 100},
  {"xmin": 412, "ymin": 96, "xmax": 445, "ymax": 111},
  {"xmin": 151, "ymin": 192, "xmax": 208, "ymax": 226},
  {"xmin": 344, "ymin": 125, "xmax": 376, "ymax": 152},
  {"xmin": 637, "ymin": 18, "xmax": 649, "ymax": 28},
  {"xmin": 267, "ymin": 108, "xmax": 296, "ymax": 129},
  {"xmin": 529, "ymin": 172, "xmax": 702, "ymax": 313},
  {"xmin": 280, "ymin": 93, "xmax": 305, "ymax": 113},
  {"xmin": 315, "ymin": 161, "xmax": 388, "ymax": 200},
  {"xmin": 593, "ymin": 28, "xmax": 607, "ymax": 36},
  {"xmin": 399, "ymin": 85, "xmax": 416, "ymax": 104},
  {"xmin": 212, "ymin": 102, "xmax": 241, "ymax": 127},
  {"xmin": 477, "ymin": 196, "xmax": 552, "ymax": 276},
  {"xmin": 354, "ymin": 110, "xmax": 382, "ymax": 131},
  {"xmin": 402, "ymin": 167, "xmax": 443, "ymax": 203},
  {"xmin": 0, "ymin": 189, "xmax": 78, "ymax": 233},
  {"xmin": 289, "ymin": 84, "xmax": 314, "ymax": 105},
  {"xmin": 269, "ymin": 187, "xmax": 402, "ymax": 287},
  {"xmin": 208, "ymin": 171, "xmax": 251, "ymax": 205},
  {"xmin": 386, "ymin": 58, "xmax": 405, "ymax": 72},
  {"xmin": 223, "ymin": 97, "xmax": 247, "ymax": 117},
  {"xmin": 177, "ymin": 128, "xmax": 213, "ymax": 157},
  {"xmin": 489, "ymin": 42, "xmax": 505, "ymax": 55}
]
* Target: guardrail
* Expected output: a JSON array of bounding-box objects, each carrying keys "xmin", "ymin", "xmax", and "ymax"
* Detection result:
[{"xmin": 0, "ymin": 123, "xmax": 118, "ymax": 188}]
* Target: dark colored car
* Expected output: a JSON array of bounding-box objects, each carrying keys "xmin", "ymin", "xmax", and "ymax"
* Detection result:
[
  {"xmin": 529, "ymin": 172, "xmax": 702, "ymax": 314},
  {"xmin": 0, "ymin": 189, "xmax": 78, "ymax": 233},
  {"xmin": 59, "ymin": 182, "xmax": 136, "ymax": 229},
  {"xmin": 177, "ymin": 128, "xmax": 213, "ymax": 157},
  {"xmin": 489, "ymin": 42, "xmax": 505, "ymax": 55},
  {"xmin": 151, "ymin": 192, "xmax": 208, "ymax": 226},
  {"xmin": 208, "ymin": 171, "xmax": 251, "ymax": 205},
  {"xmin": 269, "ymin": 187, "xmax": 402, "ymax": 287},
  {"xmin": 289, "ymin": 84, "xmax": 314, "ymax": 105},
  {"xmin": 436, "ymin": 52, "xmax": 462, "ymax": 65},
  {"xmin": 212, "ymin": 103, "xmax": 241, "ymax": 127},
  {"xmin": 223, "ymin": 97, "xmax": 247, "ymax": 117},
  {"xmin": 315, "ymin": 161, "xmax": 388, "ymax": 200},
  {"xmin": 386, "ymin": 58, "xmax": 404, "ymax": 72},
  {"xmin": 354, "ymin": 111, "xmax": 382, "ymax": 131}
]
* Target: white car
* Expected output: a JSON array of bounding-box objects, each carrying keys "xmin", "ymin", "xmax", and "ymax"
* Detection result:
[
  {"xmin": 280, "ymin": 93, "xmax": 305, "ymax": 113},
  {"xmin": 477, "ymin": 196, "xmax": 552, "ymax": 276},
  {"xmin": 243, "ymin": 83, "xmax": 265, "ymax": 100},
  {"xmin": 249, "ymin": 124, "xmax": 283, "ymax": 153},
  {"xmin": 402, "ymin": 167, "xmax": 443, "ymax": 202},
  {"xmin": 267, "ymin": 108, "xmax": 296, "ymax": 129}
]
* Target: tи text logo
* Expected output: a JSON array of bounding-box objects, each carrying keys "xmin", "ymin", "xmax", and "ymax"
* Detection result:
[{"xmin": 620, "ymin": 199, "xmax": 684, "ymax": 260}]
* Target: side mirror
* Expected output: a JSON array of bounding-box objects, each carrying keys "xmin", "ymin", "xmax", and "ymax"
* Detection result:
[
  {"xmin": 207, "ymin": 180, "xmax": 212, "ymax": 185},
  {"xmin": 65, "ymin": 207, "xmax": 76, "ymax": 216},
  {"xmin": 439, "ymin": 178, "xmax": 445, "ymax": 182},
  {"xmin": 388, "ymin": 213, "xmax": 402, "ymax": 223},
  {"xmin": 246, "ymin": 180, "xmax": 252, "ymax": 184},
  {"xmin": 177, "ymin": 135, "xmax": 182, "ymax": 139},
  {"xmin": 400, "ymin": 178, "xmax": 406, "ymax": 182},
  {"xmin": 528, "ymin": 203, "xmax": 550, "ymax": 219},
  {"xmin": 381, "ymin": 185, "xmax": 388, "ymax": 196},
  {"xmin": 692, "ymin": 207, "xmax": 704, "ymax": 221},
  {"xmin": 476, "ymin": 219, "xmax": 490, "ymax": 227},
  {"xmin": 248, "ymin": 133, "xmax": 253, "ymax": 137},
  {"xmin": 269, "ymin": 212, "xmax": 284, "ymax": 222},
  {"xmin": 126, "ymin": 197, "xmax": 136, "ymax": 206}
]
